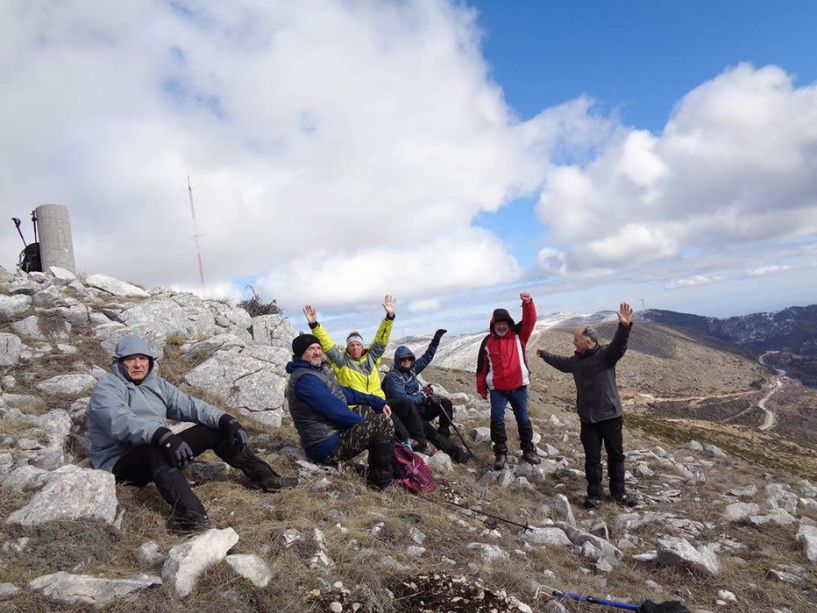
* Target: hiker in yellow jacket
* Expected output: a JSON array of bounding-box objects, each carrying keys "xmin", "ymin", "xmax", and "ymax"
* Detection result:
[
  {"xmin": 303, "ymin": 296, "xmax": 427, "ymax": 450},
  {"xmin": 304, "ymin": 295, "xmax": 395, "ymax": 397}
]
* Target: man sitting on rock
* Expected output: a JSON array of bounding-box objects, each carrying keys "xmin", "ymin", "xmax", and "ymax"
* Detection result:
[
  {"xmin": 86, "ymin": 335, "xmax": 297, "ymax": 533},
  {"xmin": 285, "ymin": 333, "xmax": 396, "ymax": 489},
  {"xmin": 303, "ymin": 297, "xmax": 429, "ymax": 452},
  {"xmin": 536, "ymin": 302, "xmax": 637, "ymax": 509},
  {"xmin": 382, "ymin": 332, "xmax": 470, "ymax": 463}
]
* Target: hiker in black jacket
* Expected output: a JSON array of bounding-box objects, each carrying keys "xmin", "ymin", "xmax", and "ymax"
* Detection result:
[{"xmin": 537, "ymin": 302, "xmax": 637, "ymax": 509}]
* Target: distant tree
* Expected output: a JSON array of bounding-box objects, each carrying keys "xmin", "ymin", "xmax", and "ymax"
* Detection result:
[{"xmin": 237, "ymin": 286, "xmax": 281, "ymax": 316}]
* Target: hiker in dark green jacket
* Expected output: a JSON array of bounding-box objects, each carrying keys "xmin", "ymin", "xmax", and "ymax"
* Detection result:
[{"xmin": 537, "ymin": 303, "xmax": 637, "ymax": 509}]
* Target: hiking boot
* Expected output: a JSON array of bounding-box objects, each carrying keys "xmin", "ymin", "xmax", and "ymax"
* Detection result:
[
  {"xmin": 166, "ymin": 511, "xmax": 212, "ymax": 535},
  {"xmin": 614, "ymin": 493, "xmax": 638, "ymax": 508},
  {"xmin": 583, "ymin": 497, "xmax": 602, "ymax": 510},
  {"xmin": 493, "ymin": 453, "xmax": 507, "ymax": 471},
  {"xmin": 521, "ymin": 450, "xmax": 541, "ymax": 465},
  {"xmin": 251, "ymin": 473, "xmax": 298, "ymax": 492},
  {"xmin": 449, "ymin": 446, "xmax": 470, "ymax": 464}
]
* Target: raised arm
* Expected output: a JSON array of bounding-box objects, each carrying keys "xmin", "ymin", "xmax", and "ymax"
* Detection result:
[
  {"xmin": 414, "ymin": 329, "xmax": 445, "ymax": 374},
  {"xmin": 606, "ymin": 302, "xmax": 633, "ymax": 365},
  {"xmin": 518, "ymin": 292, "xmax": 536, "ymax": 344},
  {"xmin": 367, "ymin": 294, "xmax": 397, "ymax": 361}
]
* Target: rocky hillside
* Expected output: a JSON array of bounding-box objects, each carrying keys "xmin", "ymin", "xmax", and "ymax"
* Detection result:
[{"xmin": 2, "ymin": 266, "xmax": 817, "ymax": 611}]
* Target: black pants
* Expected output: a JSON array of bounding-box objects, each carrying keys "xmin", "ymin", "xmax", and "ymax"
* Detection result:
[
  {"xmin": 387, "ymin": 398, "xmax": 426, "ymax": 446},
  {"xmin": 580, "ymin": 417, "xmax": 625, "ymax": 499},
  {"xmin": 419, "ymin": 397, "xmax": 455, "ymax": 436},
  {"xmin": 113, "ymin": 425, "xmax": 275, "ymax": 518}
]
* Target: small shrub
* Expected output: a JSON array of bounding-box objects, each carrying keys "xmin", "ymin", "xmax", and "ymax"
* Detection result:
[{"xmin": 237, "ymin": 287, "xmax": 281, "ymax": 317}]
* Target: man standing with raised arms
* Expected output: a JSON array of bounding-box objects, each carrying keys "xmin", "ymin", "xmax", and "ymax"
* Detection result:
[{"xmin": 536, "ymin": 303, "xmax": 637, "ymax": 509}]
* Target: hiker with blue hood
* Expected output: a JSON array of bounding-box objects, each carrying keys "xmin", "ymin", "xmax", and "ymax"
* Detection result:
[
  {"xmin": 383, "ymin": 332, "xmax": 470, "ymax": 463},
  {"xmin": 86, "ymin": 335, "xmax": 297, "ymax": 533}
]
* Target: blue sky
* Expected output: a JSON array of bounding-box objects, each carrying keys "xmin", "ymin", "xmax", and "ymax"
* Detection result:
[{"xmin": 1, "ymin": 1, "xmax": 815, "ymax": 340}]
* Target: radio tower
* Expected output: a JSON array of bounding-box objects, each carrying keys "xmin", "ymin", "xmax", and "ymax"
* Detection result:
[{"xmin": 186, "ymin": 176, "xmax": 205, "ymax": 287}]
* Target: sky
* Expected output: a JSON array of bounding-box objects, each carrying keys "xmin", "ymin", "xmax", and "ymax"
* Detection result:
[{"xmin": 1, "ymin": 1, "xmax": 816, "ymax": 340}]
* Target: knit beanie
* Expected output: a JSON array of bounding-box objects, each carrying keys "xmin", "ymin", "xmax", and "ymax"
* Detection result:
[
  {"xmin": 292, "ymin": 333, "xmax": 320, "ymax": 358},
  {"xmin": 346, "ymin": 332, "xmax": 365, "ymax": 346}
]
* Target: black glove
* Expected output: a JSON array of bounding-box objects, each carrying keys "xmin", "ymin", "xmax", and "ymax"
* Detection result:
[
  {"xmin": 431, "ymin": 329, "xmax": 447, "ymax": 345},
  {"xmin": 219, "ymin": 414, "xmax": 248, "ymax": 451},
  {"xmin": 152, "ymin": 427, "xmax": 193, "ymax": 468}
]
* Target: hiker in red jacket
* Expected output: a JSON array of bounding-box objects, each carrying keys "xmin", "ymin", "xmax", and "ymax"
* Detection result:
[{"xmin": 476, "ymin": 291, "xmax": 542, "ymax": 470}]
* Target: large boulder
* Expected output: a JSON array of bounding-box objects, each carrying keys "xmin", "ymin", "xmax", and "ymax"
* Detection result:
[
  {"xmin": 85, "ymin": 274, "xmax": 150, "ymax": 298},
  {"xmin": 117, "ymin": 299, "xmax": 216, "ymax": 341},
  {"xmin": 162, "ymin": 528, "xmax": 239, "ymax": 597},
  {"xmin": 6, "ymin": 465, "xmax": 118, "ymax": 527},
  {"xmin": 184, "ymin": 345, "xmax": 290, "ymax": 412},
  {"xmin": 251, "ymin": 314, "xmax": 297, "ymax": 350},
  {"xmin": 29, "ymin": 572, "xmax": 161, "ymax": 609}
]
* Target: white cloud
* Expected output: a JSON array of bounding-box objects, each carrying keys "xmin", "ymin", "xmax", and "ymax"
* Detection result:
[
  {"xmin": 407, "ymin": 299, "xmax": 442, "ymax": 314},
  {"xmin": 536, "ymin": 247, "xmax": 567, "ymax": 275},
  {"xmin": 749, "ymin": 264, "xmax": 792, "ymax": 276},
  {"xmin": 666, "ymin": 275, "xmax": 723, "ymax": 289},
  {"xmin": 537, "ymin": 63, "xmax": 817, "ymax": 272},
  {"xmin": 256, "ymin": 227, "xmax": 522, "ymax": 309},
  {"xmin": 0, "ymin": 1, "xmax": 567, "ymax": 305}
]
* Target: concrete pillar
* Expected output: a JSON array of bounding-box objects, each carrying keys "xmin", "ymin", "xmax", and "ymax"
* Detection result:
[{"xmin": 35, "ymin": 204, "xmax": 76, "ymax": 274}]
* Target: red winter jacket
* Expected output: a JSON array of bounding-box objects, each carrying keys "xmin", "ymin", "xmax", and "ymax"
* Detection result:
[{"xmin": 476, "ymin": 299, "xmax": 536, "ymax": 395}]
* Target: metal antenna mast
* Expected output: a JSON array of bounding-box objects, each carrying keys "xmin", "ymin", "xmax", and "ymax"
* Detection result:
[{"xmin": 186, "ymin": 175, "xmax": 205, "ymax": 287}]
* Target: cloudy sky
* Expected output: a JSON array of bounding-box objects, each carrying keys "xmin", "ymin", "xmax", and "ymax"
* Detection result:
[{"xmin": 2, "ymin": 1, "xmax": 815, "ymax": 339}]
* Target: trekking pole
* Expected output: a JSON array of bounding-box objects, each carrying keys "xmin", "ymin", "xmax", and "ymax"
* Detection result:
[
  {"xmin": 425, "ymin": 385, "xmax": 475, "ymax": 458},
  {"xmin": 11, "ymin": 218, "xmax": 27, "ymax": 247},
  {"xmin": 437, "ymin": 497, "xmax": 531, "ymax": 532},
  {"xmin": 552, "ymin": 591, "xmax": 639, "ymax": 610}
]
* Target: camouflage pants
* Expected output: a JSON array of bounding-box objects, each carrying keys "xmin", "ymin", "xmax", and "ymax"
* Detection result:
[{"xmin": 326, "ymin": 405, "xmax": 394, "ymax": 463}]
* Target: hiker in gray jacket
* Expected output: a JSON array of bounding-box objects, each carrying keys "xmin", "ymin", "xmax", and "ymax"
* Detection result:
[
  {"xmin": 86, "ymin": 335, "xmax": 297, "ymax": 533},
  {"xmin": 536, "ymin": 303, "xmax": 637, "ymax": 509}
]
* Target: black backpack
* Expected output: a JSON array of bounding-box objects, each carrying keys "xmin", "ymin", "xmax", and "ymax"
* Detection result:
[{"xmin": 18, "ymin": 242, "xmax": 42, "ymax": 273}]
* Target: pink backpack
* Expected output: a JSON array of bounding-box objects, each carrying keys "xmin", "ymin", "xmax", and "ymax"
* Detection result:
[{"xmin": 392, "ymin": 443, "xmax": 438, "ymax": 494}]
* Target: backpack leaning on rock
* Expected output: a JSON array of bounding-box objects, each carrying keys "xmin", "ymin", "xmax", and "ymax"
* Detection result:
[{"xmin": 392, "ymin": 443, "xmax": 437, "ymax": 494}]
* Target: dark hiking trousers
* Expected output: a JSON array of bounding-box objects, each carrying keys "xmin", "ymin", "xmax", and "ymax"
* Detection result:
[
  {"xmin": 112, "ymin": 424, "xmax": 277, "ymax": 518},
  {"xmin": 386, "ymin": 398, "xmax": 427, "ymax": 447},
  {"xmin": 419, "ymin": 397, "xmax": 455, "ymax": 437},
  {"xmin": 580, "ymin": 416, "xmax": 626, "ymax": 499},
  {"xmin": 488, "ymin": 387, "xmax": 535, "ymax": 454}
]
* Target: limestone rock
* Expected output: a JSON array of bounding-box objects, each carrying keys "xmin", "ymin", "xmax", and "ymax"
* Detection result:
[
  {"xmin": 11, "ymin": 314, "xmax": 70, "ymax": 340},
  {"xmin": 427, "ymin": 451, "xmax": 455, "ymax": 473},
  {"xmin": 251, "ymin": 314, "xmax": 297, "ymax": 349},
  {"xmin": 523, "ymin": 527, "xmax": 571, "ymax": 547},
  {"xmin": 225, "ymin": 553, "xmax": 272, "ymax": 588},
  {"xmin": 722, "ymin": 502, "xmax": 760, "ymax": 523},
  {"xmin": 48, "ymin": 266, "xmax": 77, "ymax": 282},
  {"xmin": 796, "ymin": 524, "xmax": 817, "ymax": 562},
  {"xmin": 185, "ymin": 345, "xmax": 290, "ymax": 412},
  {"xmin": 0, "ymin": 333, "xmax": 23, "ymax": 367},
  {"xmin": 6, "ymin": 465, "xmax": 118, "ymax": 526},
  {"xmin": 0, "ymin": 583, "xmax": 19, "ymax": 601},
  {"xmin": 183, "ymin": 334, "xmax": 247, "ymax": 359},
  {"xmin": 467, "ymin": 542, "xmax": 509, "ymax": 562},
  {"xmin": 29, "ymin": 571, "xmax": 160, "ymax": 608},
  {"xmin": 163, "ymin": 528, "xmax": 239, "ymax": 597},
  {"xmin": 0, "ymin": 294, "xmax": 32, "ymax": 318},
  {"xmin": 556, "ymin": 521, "xmax": 622, "ymax": 563},
  {"xmin": 137, "ymin": 541, "xmax": 163, "ymax": 564},
  {"xmin": 35, "ymin": 374, "xmax": 97, "ymax": 397},
  {"xmin": 550, "ymin": 494, "xmax": 575, "ymax": 527},
  {"xmin": 85, "ymin": 274, "xmax": 150, "ymax": 297},
  {"xmin": 655, "ymin": 536, "xmax": 720, "ymax": 576},
  {"xmin": 2, "ymin": 465, "xmax": 49, "ymax": 492},
  {"xmin": 118, "ymin": 299, "xmax": 216, "ymax": 341},
  {"xmin": 473, "ymin": 427, "xmax": 490, "ymax": 443}
]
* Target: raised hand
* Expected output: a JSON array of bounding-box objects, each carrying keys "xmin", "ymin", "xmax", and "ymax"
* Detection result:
[
  {"xmin": 303, "ymin": 304, "xmax": 317, "ymax": 324},
  {"xmin": 520, "ymin": 291, "xmax": 532, "ymax": 304},
  {"xmin": 383, "ymin": 294, "xmax": 396, "ymax": 316},
  {"xmin": 431, "ymin": 329, "xmax": 447, "ymax": 345},
  {"xmin": 618, "ymin": 302, "xmax": 633, "ymax": 326},
  {"xmin": 535, "ymin": 345, "xmax": 544, "ymax": 358}
]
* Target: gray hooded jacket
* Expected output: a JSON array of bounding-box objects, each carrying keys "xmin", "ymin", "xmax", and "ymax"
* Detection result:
[{"xmin": 86, "ymin": 335, "xmax": 225, "ymax": 471}]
